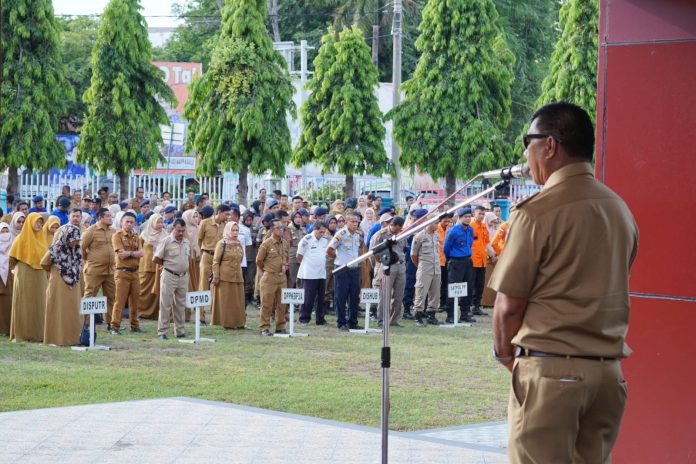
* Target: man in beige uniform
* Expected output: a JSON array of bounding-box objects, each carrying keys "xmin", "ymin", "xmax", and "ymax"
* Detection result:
[
  {"xmin": 411, "ymin": 221, "xmax": 442, "ymax": 326},
  {"xmin": 197, "ymin": 204, "xmax": 230, "ymax": 323},
  {"xmin": 110, "ymin": 212, "xmax": 143, "ymax": 334},
  {"xmin": 490, "ymin": 102, "xmax": 639, "ymax": 464},
  {"xmin": 256, "ymin": 219, "xmax": 288, "ymax": 336},
  {"xmin": 82, "ymin": 208, "xmax": 116, "ymax": 327},
  {"xmin": 153, "ymin": 219, "xmax": 191, "ymax": 340},
  {"xmin": 370, "ymin": 216, "xmax": 406, "ymax": 327}
]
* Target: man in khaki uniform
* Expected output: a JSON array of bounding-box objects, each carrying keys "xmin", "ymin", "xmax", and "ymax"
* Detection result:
[
  {"xmin": 370, "ymin": 216, "xmax": 406, "ymax": 327},
  {"xmin": 256, "ymin": 219, "xmax": 288, "ymax": 336},
  {"xmin": 110, "ymin": 212, "xmax": 144, "ymax": 334},
  {"xmin": 490, "ymin": 102, "xmax": 639, "ymax": 464},
  {"xmin": 82, "ymin": 208, "xmax": 116, "ymax": 327},
  {"xmin": 411, "ymin": 221, "xmax": 442, "ymax": 326},
  {"xmin": 197, "ymin": 204, "xmax": 230, "ymax": 322},
  {"xmin": 153, "ymin": 219, "xmax": 191, "ymax": 340}
]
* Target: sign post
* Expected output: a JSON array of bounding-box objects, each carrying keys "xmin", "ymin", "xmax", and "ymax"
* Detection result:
[
  {"xmin": 440, "ymin": 283, "xmax": 471, "ymax": 328},
  {"xmin": 72, "ymin": 297, "xmax": 111, "ymax": 352},
  {"xmin": 179, "ymin": 291, "xmax": 215, "ymax": 344},
  {"xmin": 276, "ymin": 288, "xmax": 308, "ymax": 338},
  {"xmin": 350, "ymin": 289, "xmax": 382, "ymax": 334}
]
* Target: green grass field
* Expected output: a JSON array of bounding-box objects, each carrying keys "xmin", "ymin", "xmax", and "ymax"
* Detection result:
[{"xmin": 0, "ymin": 308, "xmax": 509, "ymax": 431}]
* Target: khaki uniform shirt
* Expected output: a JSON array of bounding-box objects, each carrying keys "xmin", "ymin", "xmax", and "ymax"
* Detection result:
[
  {"xmin": 411, "ymin": 230, "xmax": 441, "ymax": 276},
  {"xmin": 130, "ymin": 198, "xmax": 142, "ymax": 214},
  {"xmin": 82, "ymin": 222, "xmax": 115, "ymax": 275},
  {"xmin": 488, "ymin": 162, "xmax": 639, "ymax": 358},
  {"xmin": 180, "ymin": 201, "xmax": 195, "ymax": 211},
  {"xmin": 112, "ymin": 230, "xmax": 141, "ymax": 270},
  {"xmin": 154, "ymin": 235, "xmax": 191, "ymax": 274},
  {"xmin": 371, "ymin": 228, "xmax": 406, "ymax": 264},
  {"xmin": 256, "ymin": 236, "xmax": 287, "ymax": 275},
  {"xmin": 199, "ymin": 217, "xmax": 225, "ymax": 252}
]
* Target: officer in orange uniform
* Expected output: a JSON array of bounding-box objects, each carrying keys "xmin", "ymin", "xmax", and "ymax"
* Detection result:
[
  {"xmin": 436, "ymin": 213, "xmax": 453, "ymax": 312},
  {"xmin": 470, "ymin": 205, "xmax": 496, "ymax": 316}
]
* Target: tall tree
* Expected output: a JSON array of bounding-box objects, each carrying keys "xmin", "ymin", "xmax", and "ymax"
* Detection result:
[
  {"xmin": 0, "ymin": 0, "xmax": 74, "ymax": 195},
  {"xmin": 57, "ymin": 16, "xmax": 101, "ymax": 132},
  {"xmin": 536, "ymin": 0, "xmax": 598, "ymax": 121},
  {"xmin": 293, "ymin": 26, "xmax": 388, "ymax": 197},
  {"xmin": 184, "ymin": 0, "xmax": 296, "ymax": 205},
  {"xmin": 388, "ymin": 0, "xmax": 514, "ymax": 196},
  {"xmin": 77, "ymin": 0, "xmax": 176, "ymax": 199}
]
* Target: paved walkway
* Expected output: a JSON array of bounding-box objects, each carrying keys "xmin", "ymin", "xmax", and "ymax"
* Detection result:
[{"xmin": 0, "ymin": 397, "xmax": 508, "ymax": 463}]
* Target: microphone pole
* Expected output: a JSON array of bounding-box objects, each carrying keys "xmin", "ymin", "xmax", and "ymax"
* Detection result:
[{"xmin": 333, "ymin": 164, "xmax": 528, "ymax": 464}]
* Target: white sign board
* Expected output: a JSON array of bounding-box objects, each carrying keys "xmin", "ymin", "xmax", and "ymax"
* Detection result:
[
  {"xmin": 281, "ymin": 288, "xmax": 305, "ymax": 304},
  {"xmin": 80, "ymin": 297, "xmax": 107, "ymax": 315},
  {"xmin": 360, "ymin": 289, "xmax": 380, "ymax": 304},
  {"xmin": 186, "ymin": 291, "xmax": 211, "ymax": 308},
  {"xmin": 448, "ymin": 283, "xmax": 468, "ymax": 298}
]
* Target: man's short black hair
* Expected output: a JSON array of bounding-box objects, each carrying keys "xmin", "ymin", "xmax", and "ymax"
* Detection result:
[
  {"xmin": 172, "ymin": 218, "xmax": 186, "ymax": 228},
  {"xmin": 187, "ymin": 188, "xmax": 195, "ymax": 194},
  {"xmin": 406, "ymin": 195, "xmax": 414, "ymax": 201},
  {"xmin": 122, "ymin": 212, "xmax": 137, "ymax": 221},
  {"xmin": 273, "ymin": 189, "xmax": 282, "ymax": 196},
  {"xmin": 281, "ymin": 194, "xmax": 288, "ymax": 199},
  {"xmin": 275, "ymin": 210, "xmax": 289, "ymax": 219},
  {"xmin": 313, "ymin": 221, "xmax": 328, "ymax": 230},
  {"xmin": 475, "ymin": 205, "xmax": 486, "ymax": 212},
  {"xmin": 98, "ymin": 187, "xmax": 108, "ymax": 194},
  {"xmin": 70, "ymin": 208, "xmax": 82, "ymax": 214},
  {"xmin": 17, "ymin": 201, "xmax": 29, "ymax": 208},
  {"xmin": 531, "ymin": 102, "xmax": 595, "ymax": 161},
  {"xmin": 96, "ymin": 208, "xmax": 110, "ymax": 219},
  {"xmin": 216, "ymin": 204, "xmax": 231, "ymax": 213},
  {"xmin": 292, "ymin": 195, "xmax": 303, "ymax": 202},
  {"xmin": 196, "ymin": 197, "xmax": 206, "ymax": 206},
  {"xmin": 6, "ymin": 194, "xmax": 15, "ymax": 204}
]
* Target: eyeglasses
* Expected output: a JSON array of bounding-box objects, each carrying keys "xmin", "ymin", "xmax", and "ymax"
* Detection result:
[{"xmin": 522, "ymin": 133, "xmax": 561, "ymax": 149}]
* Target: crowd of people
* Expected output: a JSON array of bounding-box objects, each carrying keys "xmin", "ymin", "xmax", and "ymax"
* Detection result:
[{"xmin": 0, "ymin": 184, "xmax": 508, "ymax": 343}]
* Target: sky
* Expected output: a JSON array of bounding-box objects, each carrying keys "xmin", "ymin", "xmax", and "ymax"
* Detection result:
[{"xmin": 52, "ymin": 0, "xmax": 181, "ymax": 28}]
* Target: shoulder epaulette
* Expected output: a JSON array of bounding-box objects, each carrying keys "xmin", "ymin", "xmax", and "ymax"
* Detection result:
[{"xmin": 511, "ymin": 191, "xmax": 541, "ymax": 210}]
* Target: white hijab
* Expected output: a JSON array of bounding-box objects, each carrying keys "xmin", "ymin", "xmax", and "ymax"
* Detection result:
[{"xmin": 0, "ymin": 223, "xmax": 12, "ymax": 286}]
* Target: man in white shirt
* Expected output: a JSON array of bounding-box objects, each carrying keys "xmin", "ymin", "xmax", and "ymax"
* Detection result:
[
  {"xmin": 231, "ymin": 206, "xmax": 253, "ymax": 297},
  {"xmin": 296, "ymin": 221, "xmax": 330, "ymax": 325}
]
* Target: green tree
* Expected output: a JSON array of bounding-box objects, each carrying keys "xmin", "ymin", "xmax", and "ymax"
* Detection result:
[
  {"xmin": 293, "ymin": 26, "xmax": 388, "ymax": 197},
  {"xmin": 77, "ymin": 0, "xmax": 176, "ymax": 199},
  {"xmin": 536, "ymin": 0, "xmax": 598, "ymax": 121},
  {"xmin": 0, "ymin": 0, "xmax": 74, "ymax": 195},
  {"xmin": 184, "ymin": 0, "xmax": 296, "ymax": 205},
  {"xmin": 57, "ymin": 16, "xmax": 101, "ymax": 132},
  {"xmin": 388, "ymin": 0, "xmax": 514, "ymax": 196}
]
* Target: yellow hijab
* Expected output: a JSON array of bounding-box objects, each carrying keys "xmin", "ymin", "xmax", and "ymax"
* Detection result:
[
  {"xmin": 9, "ymin": 213, "xmax": 48, "ymax": 270},
  {"xmin": 43, "ymin": 215, "xmax": 61, "ymax": 247}
]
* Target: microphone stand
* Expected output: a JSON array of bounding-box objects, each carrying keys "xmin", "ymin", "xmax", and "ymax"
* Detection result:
[{"xmin": 333, "ymin": 174, "xmax": 514, "ymax": 464}]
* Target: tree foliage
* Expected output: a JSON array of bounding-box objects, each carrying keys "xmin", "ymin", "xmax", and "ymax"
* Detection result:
[
  {"xmin": 77, "ymin": 0, "xmax": 176, "ymax": 196},
  {"xmin": 293, "ymin": 26, "xmax": 388, "ymax": 196},
  {"xmin": 184, "ymin": 0, "xmax": 296, "ymax": 202},
  {"xmin": 388, "ymin": 0, "xmax": 514, "ymax": 194},
  {"xmin": 0, "ymin": 0, "xmax": 74, "ymax": 182},
  {"xmin": 536, "ymin": 0, "xmax": 598, "ymax": 121}
]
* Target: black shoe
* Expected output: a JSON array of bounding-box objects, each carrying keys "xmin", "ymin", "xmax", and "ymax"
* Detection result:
[
  {"xmin": 437, "ymin": 306, "xmax": 448, "ymax": 313},
  {"xmin": 158, "ymin": 334, "xmax": 168, "ymax": 340},
  {"xmin": 176, "ymin": 333, "xmax": 186, "ymax": 338},
  {"xmin": 275, "ymin": 329, "xmax": 288, "ymax": 335},
  {"xmin": 445, "ymin": 318, "xmax": 454, "ymax": 324},
  {"xmin": 337, "ymin": 324, "xmax": 349, "ymax": 332},
  {"xmin": 414, "ymin": 317, "xmax": 426, "ymax": 327},
  {"xmin": 130, "ymin": 327, "xmax": 143, "ymax": 333},
  {"xmin": 390, "ymin": 322, "xmax": 404, "ymax": 327},
  {"xmin": 426, "ymin": 315, "xmax": 442, "ymax": 325},
  {"xmin": 199, "ymin": 320, "xmax": 208, "ymax": 326},
  {"xmin": 403, "ymin": 312, "xmax": 415, "ymax": 320},
  {"xmin": 472, "ymin": 308, "xmax": 488, "ymax": 316},
  {"xmin": 459, "ymin": 315, "xmax": 476, "ymax": 323},
  {"xmin": 298, "ymin": 321, "xmax": 309, "ymax": 326},
  {"xmin": 110, "ymin": 328, "xmax": 122, "ymax": 335},
  {"xmin": 348, "ymin": 324, "xmax": 363, "ymax": 330},
  {"xmin": 316, "ymin": 320, "xmax": 326, "ymax": 326},
  {"xmin": 260, "ymin": 329, "xmax": 273, "ymax": 336}
]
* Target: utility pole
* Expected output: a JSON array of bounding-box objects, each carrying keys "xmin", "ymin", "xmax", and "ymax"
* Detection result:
[{"xmin": 390, "ymin": 0, "xmax": 403, "ymax": 208}]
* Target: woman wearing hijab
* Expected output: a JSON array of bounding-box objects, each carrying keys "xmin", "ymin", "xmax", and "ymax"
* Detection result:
[
  {"xmin": 330, "ymin": 199, "xmax": 345, "ymax": 216},
  {"xmin": 10, "ymin": 212, "xmax": 25, "ymax": 239},
  {"xmin": 0, "ymin": 223, "xmax": 14, "ymax": 334},
  {"xmin": 324, "ymin": 216, "xmax": 338, "ymax": 312},
  {"xmin": 288, "ymin": 211, "xmax": 304, "ymax": 289},
  {"xmin": 43, "ymin": 215, "xmax": 61, "ymax": 246},
  {"xmin": 41, "ymin": 224, "xmax": 82, "ymax": 346},
  {"xmin": 138, "ymin": 213, "xmax": 167, "ymax": 319},
  {"xmin": 9, "ymin": 213, "xmax": 48, "ymax": 342},
  {"xmin": 481, "ymin": 212, "xmax": 503, "ymax": 307},
  {"xmin": 210, "ymin": 221, "xmax": 246, "ymax": 329},
  {"xmin": 360, "ymin": 208, "xmax": 376, "ymax": 243}
]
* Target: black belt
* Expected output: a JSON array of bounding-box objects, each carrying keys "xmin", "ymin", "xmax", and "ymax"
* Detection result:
[
  {"xmin": 449, "ymin": 256, "xmax": 471, "ymax": 260},
  {"xmin": 516, "ymin": 347, "xmax": 617, "ymax": 362},
  {"xmin": 117, "ymin": 267, "xmax": 138, "ymax": 272},
  {"xmin": 164, "ymin": 268, "xmax": 187, "ymax": 277},
  {"xmin": 202, "ymin": 249, "xmax": 214, "ymax": 255}
]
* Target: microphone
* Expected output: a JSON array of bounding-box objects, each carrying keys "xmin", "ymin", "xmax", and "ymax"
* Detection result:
[{"xmin": 480, "ymin": 164, "xmax": 531, "ymax": 180}]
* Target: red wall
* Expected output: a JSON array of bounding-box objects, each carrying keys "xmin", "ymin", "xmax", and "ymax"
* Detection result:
[{"xmin": 596, "ymin": 1, "xmax": 696, "ymax": 461}]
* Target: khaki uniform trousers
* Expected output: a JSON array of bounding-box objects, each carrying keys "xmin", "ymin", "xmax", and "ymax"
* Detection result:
[
  {"xmin": 375, "ymin": 262, "xmax": 405, "ymax": 325},
  {"xmin": 259, "ymin": 272, "xmax": 287, "ymax": 331},
  {"xmin": 158, "ymin": 270, "xmax": 188, "ymax": 336},
  {"xmin": 508, "ymin": 356, "xmax": 627, "ymax": 464},
  {"xmin": 83, "ymin": 273, "xmax": 116, "ymax": 325},
  {"xmin": 413, "ymin": 269, "xmax": 440, "ymax": 313},
  {"xmin": 197, "ymin": 252, "xmax": 213, "ymax": 321},
  {"xmin": 111, "ymin": 270, "xmax": 140, "ymax": 330}
]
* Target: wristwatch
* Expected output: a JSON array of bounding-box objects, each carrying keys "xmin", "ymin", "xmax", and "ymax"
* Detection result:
[{"xmin": 492, "ymin": 347, "xmax": 514, "ymax": 363}]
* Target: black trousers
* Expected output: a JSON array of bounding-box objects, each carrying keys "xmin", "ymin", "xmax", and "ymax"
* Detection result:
[
  {"xmin": 446, "ymin": 257, "xmax": 474, "ymax": 318},
  {"xmin": 472, "ymin": 267, "xmax": 486, "ymax": 309},
  {"xmin": 299, "ymin": 278, "xmax": 326, "ymax": 323},
  {"xmin": 439, "ymin": 265, "xmax": 448, "ymax": 309}
]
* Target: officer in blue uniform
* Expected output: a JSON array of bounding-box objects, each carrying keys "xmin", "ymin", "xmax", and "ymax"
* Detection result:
[{"xmin": 442, "ymin": 207, "xmax": 476, "ymax": 323}]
